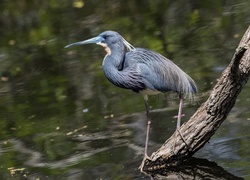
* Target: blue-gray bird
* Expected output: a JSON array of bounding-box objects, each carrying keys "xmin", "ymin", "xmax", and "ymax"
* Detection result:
[{"xmin": 65, "ymin": 30, "xmax": 197, "ymax": 161}]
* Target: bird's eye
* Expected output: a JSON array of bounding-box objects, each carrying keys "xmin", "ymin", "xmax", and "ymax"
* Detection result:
[{"xmin": 102, "ymin": 35, "xmax": 110, "ymax": 40}]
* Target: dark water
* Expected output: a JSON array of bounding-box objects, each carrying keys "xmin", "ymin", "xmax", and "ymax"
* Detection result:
[{"xmin": 0, "ymin": 0, "xmax": 250, "ymax": 179}]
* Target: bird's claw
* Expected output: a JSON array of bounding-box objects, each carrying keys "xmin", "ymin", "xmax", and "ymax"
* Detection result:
[{"xmin": 138, "ymin": 154, "xmax": 150, "ymax": 172}]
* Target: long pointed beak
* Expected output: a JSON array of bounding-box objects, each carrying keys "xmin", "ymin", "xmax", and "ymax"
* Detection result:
[{"xmin": 64, "ymin": 36, "xmax": 104, "ymax": 48}]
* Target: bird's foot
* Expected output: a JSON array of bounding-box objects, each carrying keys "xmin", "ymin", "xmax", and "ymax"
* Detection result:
[
  {"xmin": 173, "ymin": 114, "xmax": 185, "ymax": 118},
  {"xmin": 139, "ymin": 155, "xmax": 155, "ymax": 180},
  {"xmin": 138, "ymin": 154, "xmax": 150, "ymax": 172}
]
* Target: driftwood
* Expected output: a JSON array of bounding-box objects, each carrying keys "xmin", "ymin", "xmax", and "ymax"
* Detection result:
[{"xmin": 141, "ymin": 25, "xmax": 250, "ymax": 176}]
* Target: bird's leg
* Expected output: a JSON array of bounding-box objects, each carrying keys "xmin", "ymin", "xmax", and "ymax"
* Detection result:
[
  {"xmin": 173, "ymin": 96, "xmax": 183, "ymax": 151},
  {"xmin": 173, "ymin": 96, "xmax": 188, "ymax": 151},
  {"xmin": 139, "ymin": 95, "xmax": 151, "ymax": 172},
  {"xmin": 176, "ymin": 96, "xmax": 183, "ymax": 129},
  {"xmin": 144, "ymin": 99, "xmax": 151, "ymax": 159}
]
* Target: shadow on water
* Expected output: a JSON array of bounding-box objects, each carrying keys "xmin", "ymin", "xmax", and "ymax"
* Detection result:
[
  {"xmin": 150, "ymin": 157, "xmax": 245, "ymax": 180},
  {"xmin": 0, "ymin": 0, "xmax": 250, "ymax": 179}
]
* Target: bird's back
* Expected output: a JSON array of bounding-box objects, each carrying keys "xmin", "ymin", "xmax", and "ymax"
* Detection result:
[{"xmin": 123, "ymin": 48, "xmax": 197, "ymax": 98}]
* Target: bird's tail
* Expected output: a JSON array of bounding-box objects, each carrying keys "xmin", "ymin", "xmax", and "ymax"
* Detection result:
[{"xmin": 182, "ymin": 74, "xmax": 197, "ymax": 101}]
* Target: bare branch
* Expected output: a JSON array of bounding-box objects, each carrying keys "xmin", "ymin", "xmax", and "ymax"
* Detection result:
[{"xmin": 141, "ymin": 25, "xmax": 250, "ymax": 175}]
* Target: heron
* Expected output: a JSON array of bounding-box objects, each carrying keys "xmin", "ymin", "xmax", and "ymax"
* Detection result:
[{"xmin": 65, "ymin": 30, "xmax": 197, "ymax": 162}]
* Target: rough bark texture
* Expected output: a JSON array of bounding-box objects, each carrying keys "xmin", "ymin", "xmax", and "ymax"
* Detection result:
[
  {"xmin": 142, "ymin": 25, "xmax": 250, "ymax": 174},
  {"xmin": 153, "ymin": 157, "xmax": 244, "ymax": 180}
]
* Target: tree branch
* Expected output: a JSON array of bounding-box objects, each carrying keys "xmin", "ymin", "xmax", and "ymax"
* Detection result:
[
  {"xmin": 153, "ymin": 157, "xmax": 244, "ymax": 180},
  {"xmin": 141, "ymin": 25, "xmax": 250, "ymax": 175}
]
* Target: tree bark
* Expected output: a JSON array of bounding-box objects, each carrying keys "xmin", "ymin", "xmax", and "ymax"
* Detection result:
[
  {"xmin": 153, "ymin": 157, "xmax": 244, "ymax": 180},
  {"xmin": 141, "ymin": 25, "xmax": 250, "ymax": 175}
]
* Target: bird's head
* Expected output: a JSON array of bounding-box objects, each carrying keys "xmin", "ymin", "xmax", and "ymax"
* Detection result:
[{"xmin": 65, "ymin": 30, "xmax": 135, "ymax": 54}]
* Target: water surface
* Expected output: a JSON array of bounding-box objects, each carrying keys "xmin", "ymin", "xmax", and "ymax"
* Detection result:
[{"xmin": 0, "ymin": 0, "xmax": 250, "ymax": 179}]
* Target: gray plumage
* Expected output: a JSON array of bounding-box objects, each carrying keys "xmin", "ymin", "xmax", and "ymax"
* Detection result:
[
  {"xmin": 65, "ymin": 30, "xmax": 197, "ymax": 161},
  {"xmin": 98, "ymin": 31, "xmax": 197, "ymax": 98}
]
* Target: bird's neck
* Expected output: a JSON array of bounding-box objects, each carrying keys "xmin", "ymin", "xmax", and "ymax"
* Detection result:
[
  {"xmin": 102, "ymin": 42, "xmax": 125, "ymax": 70},
  {"xmin": 102, "ymin": 42, "xmax": 126, "ymax": 86}
]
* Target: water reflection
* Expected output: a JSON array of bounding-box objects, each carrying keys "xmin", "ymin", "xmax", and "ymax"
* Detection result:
[
  {"xmin": 0, "ymin": 0, "xmax": 250, "ymax": 179},
  {"xmin": 151, "ymin": 157, "xmax": 244, "ymax": 180}
]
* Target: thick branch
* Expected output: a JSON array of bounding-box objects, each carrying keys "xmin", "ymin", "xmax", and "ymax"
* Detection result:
[
  {"xmin": 153, "ymin": 157, "xmax": 244, "ymax": 180},
  {"xmin": 142, "ymin": 25, "xmax": 250, "ymax": 174}
]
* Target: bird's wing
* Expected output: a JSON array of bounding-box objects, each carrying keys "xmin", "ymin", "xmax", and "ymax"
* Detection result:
[
  {"xmin": 125, "ymin": 48, "xmax": 197, "ymax": 97},
  {"xmin": 112, "ymin": 69, "xmax": 146, "ymax": 93}
]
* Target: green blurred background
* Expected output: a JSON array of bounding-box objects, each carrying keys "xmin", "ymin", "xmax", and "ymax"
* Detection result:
[{"xmin": 0, "ymin": 0, "xmax": 249, "ymax": 179}]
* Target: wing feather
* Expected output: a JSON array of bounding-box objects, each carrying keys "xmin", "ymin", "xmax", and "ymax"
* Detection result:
[{"xmin": 124, "ymin": 48, "xmax": 197, "ymax": 98}]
